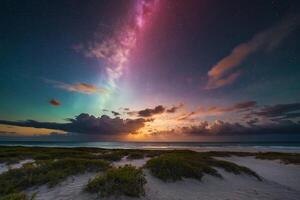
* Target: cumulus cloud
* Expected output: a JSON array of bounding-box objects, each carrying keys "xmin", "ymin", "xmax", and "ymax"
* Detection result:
[
  {"xmin": 206, "ymin": 15, "xmax": 299, "ymax": 89},
  {"xmin": 49, "ymin": 99, "xmax": 61, "ymax": 106},
  {"xmin": 45, "ymin": 79, "xmax": 107, "ymax": 94},
  {"xmin": 128, "ymin": 104, "xmax": 183, "ymax": 118},
  {"xmin": 138, "ymin": 105, "xmax": 165, "ymax": 117},
  {"xmin": 153, "ymin": 119, "xmax": 300, "ymax": 136},
  {"xmin": 0, "ymin": 113, "xmax": 146, "ymax": 135}
]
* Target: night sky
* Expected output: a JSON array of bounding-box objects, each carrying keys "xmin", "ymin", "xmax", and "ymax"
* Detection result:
[{"xmin": 0, "ymin": 0, "xmax": 300, "ymax": 141}]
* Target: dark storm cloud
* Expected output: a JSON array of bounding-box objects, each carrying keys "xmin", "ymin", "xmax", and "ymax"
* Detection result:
[
  {"xmin": 254, "ymin": 103, "xmax": 300, "ymax": 119},
  {"xmin": 166, "ymin": 103, "xmax": 184, "ymax": 113},
  {"xmin": 0, "ymin": 113, "xmax": 146, "ymax": 135},
  {"xmin": 138, "ymin": 105, "xmax": 165, "ymax": 117},
  {"xmin": 232, "ymin": 101, "xmax": 257, "ymax": 110},
  {"xmin": 111, "ymin": 111, "xmax": 121, "ymax": 116},
  {"xmin": 0, "ymin": 132, "xmax": 87, "ymax": 142},
  {"xmin": 49, "ymin": 99, "xmax": 61, "ymax": 106},
  {"xmin": 215, "ymin": 100, "xmax": 257, "ymax": 112},
  {"xmin": 246, "ymin": 118, "xmax": 259, "ymax": 126},
  {"xmin": 128, "ymin": 104, "xmax": 183, "ymax": 117},
  {"xmin": 160, "ymin": 119, "xmax": 300, "ymax": 136}
]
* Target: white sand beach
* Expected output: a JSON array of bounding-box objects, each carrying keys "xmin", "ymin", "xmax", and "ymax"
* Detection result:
[{"xmin": 21, "ymin": 154, "xmax": 300, "ymax": 200}]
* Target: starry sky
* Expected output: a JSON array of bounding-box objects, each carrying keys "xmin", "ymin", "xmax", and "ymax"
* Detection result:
[{"xmin": 0, "ymin": 0, "xmax": 300, "ymax": 142}]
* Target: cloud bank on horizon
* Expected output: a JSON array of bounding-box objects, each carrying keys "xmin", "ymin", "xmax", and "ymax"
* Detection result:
[{"xmin": 1, "ymin": 101, "xmax": 300, "ymax": 141}]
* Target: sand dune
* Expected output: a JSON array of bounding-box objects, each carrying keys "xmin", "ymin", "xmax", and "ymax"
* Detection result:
[
  {"xmin": 23, "ymin": 156, "xmax": 300, "ymax": 200},
  {"xmin": 217, "ymin": 156, "xmax": 300, "ymax": 192},
  {"xmin": 26, "ymin": 173, "xmax": 98, "ymax": 200},
  {"xmin": 113, "ymin": 156, "xmax": 150, "ymax": 168}
]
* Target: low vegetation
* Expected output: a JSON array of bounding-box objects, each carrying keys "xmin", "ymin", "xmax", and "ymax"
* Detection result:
[
  {"xmin": 203, "ymin": 151, "xmax": 300, "ymax": 165},
  {"xmin": 145, "ymin": 151, "xmax": 261, "ymax": 182},
  {"xmin": 0, "ymin": 192, "xmax": 35, "ymax": 200},
  {"xmin": 86, "ymin": 165, "xmax": 146, "ymax": 197},
  {"xmin": 1, "ymin": 146, "xmax": 299, "ymax": 198},
  {"xmin": 0, "ymin": 158, "xmax": 110, "ymax": 196},
  {"xmin": 0, "ymin": 146, "xmax": 105, "ymax": 164},
  {"xmin": 255, "ymin": 152, "xmax": 300, "ymax": 164},
  {"xmin": 127, "ymin": 151, "xmax": 145, "ymax": 160}
]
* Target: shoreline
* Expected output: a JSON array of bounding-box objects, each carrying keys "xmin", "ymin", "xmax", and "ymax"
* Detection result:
[{"xmin": 1, "ymin": 141, "xmax": 300, "ymax": 153}]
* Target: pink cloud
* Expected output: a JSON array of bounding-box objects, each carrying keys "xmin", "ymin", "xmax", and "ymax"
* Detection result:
[{"xmin": 206, "ymin": 15, "xmax": 299, "ymax": 89}]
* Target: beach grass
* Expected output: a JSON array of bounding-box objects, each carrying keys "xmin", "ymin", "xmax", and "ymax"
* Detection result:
[
  {"xmin": 0, "ymin": 147, "xmax": 158, "ymax": 163},
  {"xmin": 0, "ymin": 158, "xmax": 110, "ymax": 196},
  {"xmin": 127, "ymin": 151, "xmax": 145, "ymax": 160},
  {"xmin": 0, "ymin": 192, "xmax": 36, "ymax": 200},
  {"xmin": 0, "ymin": 192, "xmax": 31, "ymax": 200},
  {"xmin": 86, "ymin": 165, "xmax": 146, "ymax": 197},
  {"xmin": 145, "ymin": 151, "xmax": 261, "ymax": 181},
  {"xmin": 1, "ymin": 146, "xmax": 299, "ymax": 198},
  {"xmin": 0, "ymin": 146, "xmax": 105, "ymax": 164},
  {"xmin": 255, "ymin": 152, "xmax": 300, "ymax": 164},
  {"xmin": 202, "ymin": 151, "xmax": 300, "ymax": 165}
]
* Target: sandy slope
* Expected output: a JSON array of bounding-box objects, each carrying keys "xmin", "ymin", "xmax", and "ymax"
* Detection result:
[
  {"xmin": 0, "ymin": 159, "xmax": 34, "ymax": 174},
  {"xmin": 141, "ymin": 169, "xmax": 300, "ymax": 200},
  {"xmin": 113, "ymin": 156, "xmax": 150, "ymax": 168},
  {"xmin": 25, "ymin": 156, "xmax": 300, "ymax": 200},
  {"xmin": 26, "ymin": 173, "xmax": 98, "ymax": 200},
  {"xmin": 217, "ymin": 156, "xmax": 300, "ymax": 192}
]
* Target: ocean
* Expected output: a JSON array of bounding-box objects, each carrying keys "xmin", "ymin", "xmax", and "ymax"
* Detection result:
[{"xmin": 1, "ymin": 141, "xmax": 300, "ymax": 152}]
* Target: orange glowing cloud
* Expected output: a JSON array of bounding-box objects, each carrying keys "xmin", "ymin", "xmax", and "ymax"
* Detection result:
[
  {"xmin": 206, "ymin": 15, "xmax": 299, "ymax": 89},
  {"xmin": 45, "ymin": 79, "xmax": 107, "ymax": 94},
  {"xmin": 0, "ymin": 125, "xmax": 66, "ymax": 136}
]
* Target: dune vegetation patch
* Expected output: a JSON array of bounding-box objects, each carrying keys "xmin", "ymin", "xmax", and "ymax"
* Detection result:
[
  {"xmin": 97, "ymin": 150, "xmax": 126, "ymax": 161},
  {"xmin": 0, "ymin": 158, "xmax": 110, "ymax": 197},
  {"xmin": 202, "ymin": 151, "xmax": 300, "ymax": 165},
  {"xmin": 86, "ymin": 165, "xmax": 146, "ymax": 197},
  {"xmin": 0, "ymin": 146, "xmax": 107, "ymax": 164},
  {"xmin": 145, "ymin": 151, "xmax": 261, "ymax": 182},
  {"xmin": 255, "ymin": 152, "xmax": 300, "ymax": 165},
  {"xmin": 0, "ymin": 192, "xmax": 33, "ymax": 200},
  {"xmin": 126, "ymin": 151, "xmax": 145, "ymax": 160}
]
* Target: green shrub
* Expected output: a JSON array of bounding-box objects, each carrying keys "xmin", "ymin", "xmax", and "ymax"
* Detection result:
[
  {"xmin": 127, "ymin": 152, "xmax": 145, "ymax": 160},
  {"xmin": 255, "ymin": 152, "xmax": 300, "ymax": 164},
  {"xmin": 207, "ymin": 159, "xmax": 261, "ymax": 180},
  {"xmin": 0, "ymin": 158, "xmax": 110, "ymax": 196},
  {"xmin": 146, "ymin": 152, "xmax": 261, "ymax": 182},
  {"xmin": 0, "ymin": 192, "xmax": 35, "ymax": 200},
  {"xmin": 86, "ymin": 165, "xmax": 146, "ymax": 197},
  {"xmin": 97, "ymin": 150, "xmax": 126, "ymax": 161},
  {"xmin": 0, "ymin": 146, "xmax": 108, "ymax": 163},
  {"xmin": 203, "ymin": 151, "xmax": 300, "ymax": 165},
  {"xmin": 145, "ymin": 152, "xmax": 220, "ymax": 181}
]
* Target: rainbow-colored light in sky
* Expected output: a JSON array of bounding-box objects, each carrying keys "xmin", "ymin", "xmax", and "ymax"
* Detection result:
[{"xmin": 86, "ymin": 0, "xmax": 160, "ymax": 108}]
